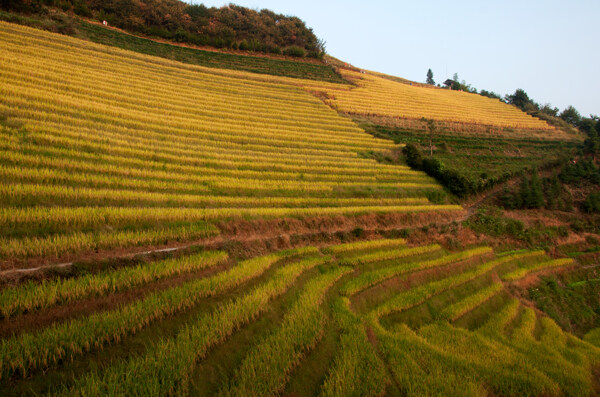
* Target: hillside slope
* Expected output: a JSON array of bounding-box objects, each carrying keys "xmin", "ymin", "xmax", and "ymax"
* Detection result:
[
  {"xmin": 315, "ymin": 69, "xmax": 568, "ymax": 137},
  {"xmin": 0, "ymin": 21, "xmax": 460, "ymax": 267},
  {"xmin": 1, "ymin": 240, "xmax": 598, "ymax": 396}
]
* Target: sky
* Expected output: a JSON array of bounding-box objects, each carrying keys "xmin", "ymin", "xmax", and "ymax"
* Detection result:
[{"xmin": 191, "ymin": 0, "xmax": 599, "ymax": 117}]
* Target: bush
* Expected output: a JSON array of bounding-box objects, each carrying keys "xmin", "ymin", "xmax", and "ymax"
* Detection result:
[
  {"xmin": 583, "ymin": 193, "xmax": 600, "ymax": 213},
  {"xmin": 73, "ymin": 1, "xmax": 92, "ymax": 17},
  {"xmin": 402, "ymin": 144, "xmax": 423, "ymax": 168},
  {"xmin": 283, "ymin": 46, "xmax": 305, "ymax": 57}
]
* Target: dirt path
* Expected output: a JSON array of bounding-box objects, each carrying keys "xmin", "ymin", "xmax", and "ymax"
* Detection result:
[{"xmin": 0, "ymin": 211, "xmax": 462, "ymax": 278}]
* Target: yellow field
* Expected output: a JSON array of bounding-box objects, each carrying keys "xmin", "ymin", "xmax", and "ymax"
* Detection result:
[
  {"xmin": 312, "ymin": 69, "xmax": 553, "ymax": 130},
  {"xmin": 0, "ymin": 21, "xmax": 460, "ymax": 264}
]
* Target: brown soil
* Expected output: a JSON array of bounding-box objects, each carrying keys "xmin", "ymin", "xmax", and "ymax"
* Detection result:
[{"xmin": 0, "ymin": 211, "xmax": 464, "ymax": 274}]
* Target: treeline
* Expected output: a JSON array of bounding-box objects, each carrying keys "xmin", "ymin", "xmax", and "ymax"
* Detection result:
[
  {"xmin": 1, "ymin": 0, "xmax": 326, "ymax": 58},
  {"xmin": 426, "ymin": 70, "xmax": 594, "ymax": 131}
]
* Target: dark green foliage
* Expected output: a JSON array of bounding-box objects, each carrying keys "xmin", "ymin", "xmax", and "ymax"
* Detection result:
[
  {"xmin": 283, "ymin": 45, "xmax": 305, "ymax": 58},
  {"xmin": 559, "ymin": 159, "xmax": 600, "ymax": 186},
  {"xmin": 530, "ymin": 270, "xmax": 600, "ymax": 336},
  {"xmin": 401, "ymin": 144, "xmax": 423, "ymax": 168},
  {"xmin": 467, "ymin": 206, "xmax": 565, "ymax": 247},
  {"xmin": 502, "ymin": 171, "xmax": 573, "ymax": 211},
  {"xmin": 479, "ymin": 89, "xmax": 502, "ymax": 100},
  {"xmin": 386, "ymin": 124, "xmax": 574, "ymax": 199},
  {"xmin": 528, "ymin": 171, "xmax": 545, "ymax": 208},
  {"xmin": 559, "ymin": 106, "xmax": 582, "ymax": 127},
  {"xmin": 505, "ymin": 88, "xmax": 533, "ymax": 111},
  {"xmin": 1, "ymin": 0, "xmax": 326, "ymax": 58},
  {"xmin": 426, "ymin": 68, "xmax": 435, "ymax": 85},
  {"xmin": 583, "ymin": 193, "xmax": 600, "ymax": 213}
]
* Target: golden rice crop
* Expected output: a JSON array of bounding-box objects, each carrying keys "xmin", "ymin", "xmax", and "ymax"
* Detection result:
[
  {"xmin": 0, "ymin": 21, "xmax": 459, "ymax": 260},
  {"xmin": 310, "ymin": 69, "xmax": 553, "ymax": 130}
]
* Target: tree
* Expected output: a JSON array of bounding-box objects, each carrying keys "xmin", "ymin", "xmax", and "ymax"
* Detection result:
[
  {"xmin": 528, "ymin": 171, "xmax": 544, "ymax": 209},
  {"xmin": 426, "ymin": 69, "xmax": 435, "ymax": 85},
  {"xmin": 422, "ymin": 118, "xmax": 436, "ymax": 156},
  {"xmin": 505, "ymin": 89, "xmax": 532, "ymax": 110},
  {"xmin": 559, "ymin": 106, "xmax": 582, "ymax": 126}
]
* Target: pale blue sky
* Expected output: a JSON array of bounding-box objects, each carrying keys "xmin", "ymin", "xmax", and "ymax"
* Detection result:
[{"xmin": 191, "ymin": 1, "xmax": 599, "ymax": 117}]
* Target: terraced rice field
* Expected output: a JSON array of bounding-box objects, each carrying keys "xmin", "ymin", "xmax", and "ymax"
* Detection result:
[
  {"xmin": 0, "ymin": 239, "xmax": 596, "ymax": 396},
  {"xmin": 0, "ymin": 21, "xmax": 460, "ymax": 265},
  {"xmin": 315, "ymin": 69, "xmax": 553, "ymax": 131},
  {"xmin": 370, "ymin": 125, "xmax": 579, "ymax": 184}
]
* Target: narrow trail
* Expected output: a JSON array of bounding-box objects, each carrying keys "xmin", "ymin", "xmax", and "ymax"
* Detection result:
[{"xmin": 0, "ymin": 212, "xmax": 461, "ymax": 278}]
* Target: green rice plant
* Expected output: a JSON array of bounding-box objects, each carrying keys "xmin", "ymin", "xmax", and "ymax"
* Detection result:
[
  {"xmin": 369, "ymin": 251, "xmax": 526, "ymax": 320},
  {"xmin": 341, "ymin": 244, "xmax": 445, "ymax": 266},
  {"xmin": 438, "ymin": 282, "xmax": 504, "ymax": 322},
  {"xmin": 62, "ymin": 251, "xmax": 331, "ymax": 396},
  {"xmin": 319, "ymin": 297, "xmax": 389, "ymax": 397},
  {"xmin": 0, "ymin": 250, "xmax": 228, "ymax": 318},
  {"xmin": 217, "ymin": 266, "xmax": 351, "ymax": 397},
  {"xmin": 502, "ymin": 258, "xmax": 574, "ymax": 281},
  {"xmin": 374, "ymin": 322, "xmax": 485, "ymax": 396},
  {"xmin": 476, "ymin": 298, "xmax": 521, "ymax": 337},
  {"xmin": 417, "ymin": 321, "xmax": 561, "ymax": 396},
  {"xmin": 340, "ymin": 246, "xmax": 491, "ymax": 296},
  {"xmin": 0, "ymin": 247, "xmax": 320, "ymax": 380},
  {"xmin": 324, "ymin": 238, "xmax": 406, "ymax": 255},
  {"xmin": 506, "ymin": 308, "xmax": 597, "ymax": 396},
  {"xmin": 0, "ymin": 221, "xmax": 218, "ymax": 259}
]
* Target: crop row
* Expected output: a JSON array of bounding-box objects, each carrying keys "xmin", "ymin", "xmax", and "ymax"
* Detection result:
[
  {"xmin": 62, "ymin": 253, "xmax": 336, "ymax": 396},
  {"xmin": 368, "ymin": 251, "xmax": 527, "ymax": 320},
  {"xmin": 318, "ymin": 70, "xmax": 552, "ymax": 129},
  {"xmin": 502, "ymin": 258, "xmax": 574, "ymax": 281},
  {"xmin": 324, "ymin": 238, "xmax": 406, "ymax": 255},
  {"xmin": 342, "ymin": 243, "xmax": 445, "ymax": 266},
  {"xmin": 0, "ymin": 148, "xmax": 430, "ymax": 187},
  {"xmin": 319, "ymin": 297, "xmax": 389, "ymax": 397},
  {"xmin": 0, "ymin": 247, "xmax": 321, "ymax": 380},
  {"xmin": 217, "ymin": 266, "xmax": 351, "ymax": 396},
  {"xmin": 437, "ymin": 282, "xmax": 504, "ymax": 322},
  {"xmin": 0, "ymin": 221, "xmax": 218, "ymax": 260},
  {"xmin": 340, "ymin": 246, "xmax": 492, "ymax": 296},
  {"xmin": 0, "ymin": 250, "xmax": 229, "ymax": 318},
  {"xmin": 0, "ymin": 183, "xmax": 430, "ymax": 210}
]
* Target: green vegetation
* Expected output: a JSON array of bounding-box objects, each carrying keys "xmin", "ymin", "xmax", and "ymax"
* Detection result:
[
  {"xmin": 319, "ymin": 297, "xmax": 389, "ymax": 396},
  {"xmin": 2, "ymin": 0, "xmax": 326, "ymax": 58},
  {"xmin": 0, "ymin": 240, "xmax": 593, "ymax": 395},
  {"xmin": 370, "ymin": 123, "xmax": 576, "ymax": 197},
  {"xmin": 0, "ymin": 250, "xmax": 228, "ymax": 318},
  {"xmin": 466, "ymin": 206, "xmax": 570, "ymax": 248},
  {"xmin": 529, "ymin": 252, "xmax": 600, "ymax": 336}
]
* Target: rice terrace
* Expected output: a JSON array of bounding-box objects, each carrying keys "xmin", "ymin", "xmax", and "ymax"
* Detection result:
[{"xmin": 0, "ymin": 1, "xmax": 599, "ymax": 396}]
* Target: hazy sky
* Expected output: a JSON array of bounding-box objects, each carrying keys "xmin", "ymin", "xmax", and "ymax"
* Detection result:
[{"xmin": 191, "ymin": 0, "xmax": 599, "ymax": 117}]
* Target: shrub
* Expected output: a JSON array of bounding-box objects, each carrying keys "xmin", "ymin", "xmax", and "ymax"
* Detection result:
[
  {"xmin": 402, "ymin": 144, "xmax": 422, "ymax": 168},
  {"xmin": 583, "ymin": 193, "xmax": 600, "ymax": 213},
  {"xmin": 283, "ymin": 46, "xmax": 305, "ymax": 57}
]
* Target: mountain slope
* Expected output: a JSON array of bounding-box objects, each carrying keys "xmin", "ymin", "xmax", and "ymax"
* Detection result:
[{"xmin": 0, "ymin": 21, "xmax": 458, "ymax": 267}]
